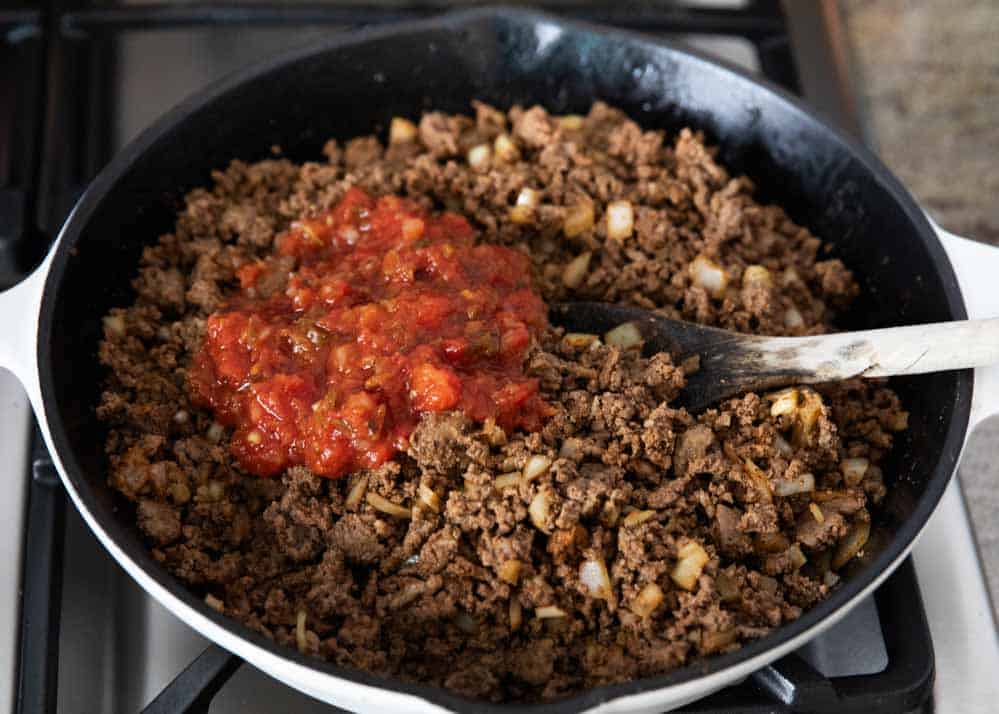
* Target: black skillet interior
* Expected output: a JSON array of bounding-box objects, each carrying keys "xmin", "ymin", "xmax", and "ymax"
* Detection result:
[{"xmin": 38, "ymin": 8, "xmax": 970, "ymax": 712}]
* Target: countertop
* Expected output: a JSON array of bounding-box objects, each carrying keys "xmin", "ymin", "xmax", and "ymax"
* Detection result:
[{"xmin": 841, "ymin": 0, "xmax": 999, "ymax": 619}]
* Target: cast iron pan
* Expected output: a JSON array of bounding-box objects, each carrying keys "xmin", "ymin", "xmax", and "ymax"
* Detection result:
[{"xmin": 26, "ymin": 7, "xmax": 970, "ymax": 712}]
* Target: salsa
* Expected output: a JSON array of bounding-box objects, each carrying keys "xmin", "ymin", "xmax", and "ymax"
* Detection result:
[{"xmin": 189, "ymin": 188, "xmax": 550, "ymax": 478}]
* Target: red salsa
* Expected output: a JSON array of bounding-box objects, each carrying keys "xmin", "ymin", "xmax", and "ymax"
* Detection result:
[{"xmin": 189, "ymin": 188, "xmax": 550, "ymax": 478}]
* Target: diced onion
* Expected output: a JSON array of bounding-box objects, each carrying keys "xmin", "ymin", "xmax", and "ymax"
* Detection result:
[
  {"xmin": 774, "ymin": 472, "xmax": 815, "ymax": 497},
  {"xmin": 509, "ymin": 599, "xmax": 523, "ymax": 630},
  {"xmin": 345, "ymin": 474, "xmax": 369, "ymax": 510},
  {"xmin": 809, "ymin": 502, "xmax": 825, "ymax": 523},
  {"xmin": 204, "ymin": 593, "xmax": 224, "ymax": 612},
  {"xmin": 366, "ymin": 491, "xmax": 411, "ymax": 519},
  {"xmin": 832, "ymin": 519, "xmax": 870, "ymax": 569},
  {"xmin": 389, "ymin": 117, "xmax": 418, "ymax": 144},
  {"xmin": 671, "ymin": 542, "xmax": 709, "ymax": 591},
  {"xmin": 784, "ymin": 306, "xmax": 805, "ymax": 329},
  {"xmin": 418, "ymin": 483, "xmax": 442, "ymax": 512},
  {"xmin": 498, "ymin": 559, "xmax": 523, "ymax": 584},
  {"xmin": 562, "ymin": 333, "xmax": 600, "ymax": 349},
  {"xmin": 623, "ymin": 510, "xmax": 656, "ymax": 528},
  {"xmin": 604, "ymin": 322, "xmax": 643, "ymax": 350},
  {"xmin": 559, "ymin": 114, "xmax": 585, "ymax": 130},
  {"xmin": 689, "ymin": 255, "xmax": 729, "ymax": 298},
  {"xmin": 579, "ymin": 558, "xmax": 613, "ymax": 600},
  {"xmin": 535, "ymin": 605, "xmax": 568, "ymax": 619},
  {"xmin": 769, "ymin": 388, "xmax": 800, "ymax": 417},
  {"xmin": 701, "ymin": 627, "xmax": 739, "ymax": 654},
  {"xmin": 494, "ymin": 472, "xmax": 522, "ymax": 490},
  {"xmin": 787, "ymin": 543, "xmax": 807, "ymax": 570},
  {"xmin": 715, "ymin": 573, "xmax": 740, "ymax": 603},
  {"xmin": 493, "ymin": 133, "xmax": 520, "ymax": 162},
  {"xmin": 562, "ymin": 251, "xmax": 592, "ymax": 288},
  {"xmin": 523, "ymin": 455, "xmax": 552, "ymax": 482},
  {"xmin": 563, "ymin": 203, "xmax": 595, "ymax": 238},
  {"xmin": 888, "ymin": 411, "xmax": 909, "ymax": 432},
  {"xmin": 246, "ymin": 430, "xmax": 263, "ymax": 445},
  {"xmin": 296, "ymin": 610, "xmax": 308, "ymax": 653},
  {"xmin": 605, "ymin": 200, "xmax": 634, "ymax": 240},
  {"xmin": 742, "ymin": 265, "xmax": 773, "ymax": 287},
  {"xmin": 173, "ymin": 410, "xmax": 189, "ymax": 425},
  {"xmin": 103, "ymin": 313, "xmax": 126, "ymax": 337},
  {"xmin": 529, "ymin": 490, "xmax": 552, "ymax": 533},
  {"xmin": 509, "ymin": 188, "xmax": 539, "ymax": 224},
  {"xmin": 467, "ymin": 143, "xmax": 491, "ymax": 171},
  {"xmin": 840, "ymin": 457, "xmax": 870, "ymax": 486},
  {"xmin": 630, "ymin": 583, "xmax": 664, "ymax": 618}
]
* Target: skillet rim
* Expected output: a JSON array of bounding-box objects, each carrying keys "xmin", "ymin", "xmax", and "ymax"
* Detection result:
[{"xmin": 35, "ymin": 6, "xmax": 971, "ymax": 711}]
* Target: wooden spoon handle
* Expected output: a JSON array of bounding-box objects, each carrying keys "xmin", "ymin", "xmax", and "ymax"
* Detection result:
[{"xmin": 751, "ymin": 318, "xmax": 999, "ymax": 381}]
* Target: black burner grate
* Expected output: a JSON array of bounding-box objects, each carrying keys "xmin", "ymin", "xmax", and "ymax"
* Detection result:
[{"xmin": 5, "ymin": 2, "xmax": 932, "ymax": 713}]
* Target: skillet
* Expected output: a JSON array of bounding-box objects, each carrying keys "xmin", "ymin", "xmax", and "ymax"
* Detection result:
[{"xmin": 2, "ymin": 8, "xmax": 999, "ymax": 712}]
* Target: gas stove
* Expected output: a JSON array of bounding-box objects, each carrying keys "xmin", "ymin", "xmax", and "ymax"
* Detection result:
[{"xmin": 2, "ymin": 2, "xmax": 998, "ymax": 713}]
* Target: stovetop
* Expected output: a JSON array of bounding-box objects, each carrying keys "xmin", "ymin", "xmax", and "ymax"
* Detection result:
[{"xmin": 2, "ymin": 2, "xmax": 998, "ymax": 713}]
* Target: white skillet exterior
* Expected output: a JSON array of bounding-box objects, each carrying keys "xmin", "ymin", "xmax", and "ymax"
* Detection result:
[{"xmin": 0, "ymin": 224, "xmax": 996, "ymax": 712}]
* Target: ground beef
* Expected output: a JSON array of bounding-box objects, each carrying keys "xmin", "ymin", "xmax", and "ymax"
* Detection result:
[{"xmin": 97, "ymin": 102, "xmax": 908, "ymax": 702}]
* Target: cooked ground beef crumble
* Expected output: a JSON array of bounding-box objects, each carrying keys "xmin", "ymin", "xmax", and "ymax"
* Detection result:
[{"xmin": 97, "ymin": 102, "xmax": 906, "ymax": 702}]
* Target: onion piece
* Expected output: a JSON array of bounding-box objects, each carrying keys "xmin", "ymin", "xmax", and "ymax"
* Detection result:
[
  {"xmin": 562, "ymin": 332, "xmax": 599, "ymax": 349},
  {"xmin": 345, "ymin": 474, "xmax": 369, "ymax": 510},
  {"xmin": 784, "ymin": 306, "xmax": 805, "ymax": 329},
  {"xmin": 559, "ymin": 438, "xmax": 583, "ymax": 460},
  {"xmin": 296, "ymin": 610, "xmax": 308, "ymax": 653},
  {"xmin": 418, "ymin": 483, "xmax": 442, "ymax": 512},
  {"xmin": 529, "ymin": 490, "xmax": 552, "ymax": 533},
  {"xmin": 535, "ymin": 605, "xmax": 568, "ymax": 619},
  {"xmin": 701, "ymin": 627, "xmax": 739, "ymax": 654},
  {"xmin": 742, "ymin": 265, "xmax": 773, "ymax": 287},
  {"xmin": 562, "ymin": 251, "xmax": 592, "ymax": 288},
  {"xmin": 671, "ymin": 541, "xmax": 710, "ymax": 591},
  {"xmin": 622, "ymin": 509, "xmax": 656, "ymax": 528},
  {"xmin": 509, "ymin": 599, "xmax": 523, "ymax": 630},
  {"xmin": 605, "ymin": 200, "xmax": 634, "ymax": 240},
  {"xmin": 559, "ymin": 114, "xmax": 585, "ymax": 130},
  {"xmin": 809, "ymin": 502, "xmax": 825, "ymax": 523},
  {"xmin": 366, "ymin": 492, "xmax": 411, "ymax": 519},
  {"xmin": 579, "ymin": 558, "xmax": 613, "ymax": 600},
  {"xmin": 523, "ymin": 455, "xmax": 552, "ymax": 482},
  {"xmin": 498, "ymin": 559, "xmax": 523, "ymax": 585},
  {"xmin": 563, "ymin": 203, "xmax": 595, "ymax": 238},
  {"xmin": 689, "ymin": 255, "xmax": 728, "ymax": 298},
  {"xmin": 769, "ymin": 387, "xmax": 799, "ymax": 417},
  {"xmin": 494, "ymin": 472, "xmax": 522, "ymax": 490},
  {"xmin": 840, "ymin": 457, "xmax": 870, "ymax": 486},
  {"xmin": 207, "ymin": 422, "xmax": 226, "ymax": 443},
  {"xmin": 509, "ymin": 188, "xmax": 539, "ymax": 224},
  {"xmin": 630, "ymin": 583, "xmax": 664, "ymax": 618},
  {"xmin": 467, "ymin": 143, "xmax": 491, "ymax": 171},
  {"xmin": 103, "ymin": 313, "xmax": 126, "ymax": 337},
  {"xmin": 832, "ymin": 519, "xmax": 871, "ymax": 569},
  {"xmin": 604, "ymin": 322, "xmax": 643, "ymax": 350},
  {"xmin": 389, "ymin": 116, "xmax": 418, "ymax": 144},
  {"xmin": 493, "ymin": 133, "xmax": 520, "ymax": 162},
  {"xmin": 204, "ymin": 593, "xmax": 224, "ymax": 612},
  {"xmin": 774, "ymin": 472, "xmax": 815, "ymax": 497},
  {"xmin": 787, "ymin": 543, "xmax": 807, "ymax": 570}
]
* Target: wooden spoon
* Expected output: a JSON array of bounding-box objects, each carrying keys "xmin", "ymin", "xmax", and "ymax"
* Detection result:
[{"xmin": 550, "ymin": 302, "xmax": 999, "ymax": 411}]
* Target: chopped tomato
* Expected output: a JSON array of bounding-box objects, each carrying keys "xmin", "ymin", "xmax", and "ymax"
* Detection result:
[{"xmin": 190, "ymin": 188, "xmax": 549, "ymax": 478}]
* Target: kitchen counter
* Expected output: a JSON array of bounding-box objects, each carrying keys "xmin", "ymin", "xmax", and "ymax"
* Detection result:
[{"xmin": 841, "ymin": 0, "xmax": 999, "ymax": 619}]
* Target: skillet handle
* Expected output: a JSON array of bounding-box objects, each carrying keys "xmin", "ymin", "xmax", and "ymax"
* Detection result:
[
  {"xmin": 935, "ymin": 223, "xmax": 999, "ymax": 432},
  {"xmin": 0, "ymin": 251, "xmax": 52, "ymax": 413}
]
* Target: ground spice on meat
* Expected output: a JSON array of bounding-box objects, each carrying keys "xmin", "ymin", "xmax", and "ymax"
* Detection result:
[{"xmin": 97, "ymin": 102, "xmax": 907, "ymax": 702}]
